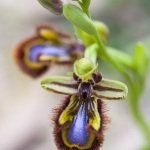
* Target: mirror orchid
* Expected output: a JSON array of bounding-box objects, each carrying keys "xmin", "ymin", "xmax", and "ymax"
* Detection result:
[{"xmin": 41, "ymin": 58, "xmax": 128, "ymax": 150}]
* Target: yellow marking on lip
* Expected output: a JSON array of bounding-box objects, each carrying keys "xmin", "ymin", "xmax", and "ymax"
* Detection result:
[
  {"xmin": 23, "ymin": 39, "xmax": 46, "ymax": 69},
  {"xmin": 39, "ymin": 29, "xmax": 60, "ymax": 42},
  {"xmin": 61, "ymin": 126, "xmax": 96, "ymax": 149},
  {"xmin": 59, "ymin": 95, "xmax": 101, "ymax": 149},
  {"xmin": 39, "ymin": 55, "xmax": 59, "ymax": 61}
]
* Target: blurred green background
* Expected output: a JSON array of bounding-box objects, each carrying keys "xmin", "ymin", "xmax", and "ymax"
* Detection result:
[{"xmin": 0, "ymin": 0, "xmax": 150, "ymax": 150}]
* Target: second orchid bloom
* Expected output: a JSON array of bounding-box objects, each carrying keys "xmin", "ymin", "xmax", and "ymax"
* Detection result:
[{"xmin": 13, "ymin": 25, "xmax": 84, "ymax": 77}]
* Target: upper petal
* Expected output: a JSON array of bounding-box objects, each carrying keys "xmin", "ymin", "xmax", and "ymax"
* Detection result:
[
  {"xmin": 41, "ymin": 76, "xmax": 78, "ymax": 95},
  {"xmin": 93, "ymin": 78, "xmax": 128, "ymax": 100}
]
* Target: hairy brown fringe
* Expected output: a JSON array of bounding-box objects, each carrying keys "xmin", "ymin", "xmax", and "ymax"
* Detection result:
[{"xmin": 52, "ymin": 95, "xmax": 110, "ymax": 150}]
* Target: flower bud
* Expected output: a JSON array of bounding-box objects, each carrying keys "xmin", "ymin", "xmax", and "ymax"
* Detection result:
[
  {"xmin": 38, "ymin": 0, "xmax": 63, "ymax": 15},
  {"xmin": 77, "ymin": 21, "xmax": 109, "ymax": 46},
  {"xmin": 133, "ymin": 43, "xmax": 149, "ymax": 81},
  {"xmin": 94, "ymin": 21, "xmax": 109, "ymax": 44}
]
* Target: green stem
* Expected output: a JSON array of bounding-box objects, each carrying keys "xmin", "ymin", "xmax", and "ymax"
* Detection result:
[
  {"xmin": 75, "ymin": 25, "xmax": 132, "ymax": 82},
  {"xmin": 93, "ymin": 31, "xmax": 132, "ymax": 82},
  {"xmin": 75, "ymin": 0, "xmax": 132, "ymax": 81},
  {"xmin": 129, "ymin": 81, "xmax": 150, "ymax": 149},
  {"xmin": 73, "ymin": 3, "xmax": 150, "ymax": 149},
  {"xmin": 84, "ymin": 44, "xmax": 97, "ymax": 64},
  {"xmin": 93, "ymin": 24, "xmax": 150, "ymax": 148},
  {"xmin": 78, "ymin": 0, "xmax": 91, "ymax": 18},
  {"xmin": 81, "ymin": 6, "xmax": 90, "ymax": 18},
  {"xmin": 74, "ymin": 2, "xmax": 150, "ymax": 149},
  {"xmin": 107, "ymin": 47, "xmax": 134, "ymax": 69}
]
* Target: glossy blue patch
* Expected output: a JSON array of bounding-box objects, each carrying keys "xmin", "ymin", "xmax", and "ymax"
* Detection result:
[
  {"xmin": 29, "ymin": 44, "xmax": 68, "ymax": 62},
  {"xmin": 66, "ymin": 103, "xmax": 89, "ymax": 146}
]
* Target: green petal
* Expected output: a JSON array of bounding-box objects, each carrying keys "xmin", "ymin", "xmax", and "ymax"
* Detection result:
[
  {"xmin": 74, "ymin": 58, "xmax": 98, "ymax": 80},
  {"xmin": 93, "ymin": 78, "xmax": 128, "ymax": 100},
  {"xmin": 41, "ymin": 76, "xmax": 78, "ymax": 95}
]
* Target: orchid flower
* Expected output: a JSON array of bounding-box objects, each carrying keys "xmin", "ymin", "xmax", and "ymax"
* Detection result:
[
  {"xmin": 12, "ymin": 0, "xmax": 150, "ymax": 148},
  {"xmin": 41, "ymin": 58, "xmax": 128, "ymax": 150},
  {"xmin": 13, "ymin": 25, "xmax": 84, "ymax": 77}
]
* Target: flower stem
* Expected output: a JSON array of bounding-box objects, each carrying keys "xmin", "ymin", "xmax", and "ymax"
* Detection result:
[
  {"xmin": 129, "ymin": 83, "xmax": 150, "ymax": 149},
  {"xmin": 93, "ymin": 29, "xmax": 132, "ymax": 82},
  {"xmin": 78, "ymin": 0, "xmax": 91, "ymax": 18},
  {"xmin": 84, "ymin": 44, "xmax": 97, "ymax": 64},
  {"xmin": 74, "ymin": 2, "xmax": 150, "ymax": 149}
]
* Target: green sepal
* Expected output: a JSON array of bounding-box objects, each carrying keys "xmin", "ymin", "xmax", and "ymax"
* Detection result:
[
  {"xmin": 63, "ymin": 4, "xmax": 97, "ymax": 35},
  {"xmin": 93, "ymin": 79, "xmax": 128, "ymax": 100},
  {"xmin": 41, "ymin": 76, "xmax": 78, "ymax": 95}
]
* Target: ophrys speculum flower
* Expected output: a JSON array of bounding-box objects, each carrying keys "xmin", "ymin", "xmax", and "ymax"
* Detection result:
[
  {"xmin": 41, "ymin": 58, "xmax": 128, "ymax": 150},
  {"xmin": 13, "ymin": 24, "xmax": 84, "ymax": 78}
]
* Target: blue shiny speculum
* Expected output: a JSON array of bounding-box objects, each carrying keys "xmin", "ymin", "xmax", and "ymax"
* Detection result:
[
  {"xmin": 60, "ymin": 82, "xmax": 97, "ymax": 149},
  {"xmin": 29, "ymin": 44, "xmax": 68, "ymax": 62},
  {"xmin": 66, "ymin": 102, "xmax": 89, "ymax": 146}
]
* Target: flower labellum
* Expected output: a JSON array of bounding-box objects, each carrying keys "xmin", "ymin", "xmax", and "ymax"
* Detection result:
[
  {"xmin": 41, "ymin": 58, "xmax": 128, "ymax": 150},
  {"xmin": 13, "ymin": 24, "xmax": 84, "ymax": 78}
]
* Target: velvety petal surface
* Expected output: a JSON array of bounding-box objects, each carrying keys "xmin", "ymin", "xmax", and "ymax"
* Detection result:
[{"xmin": 59, "ymin": 94, "xmax": 100, "ymax": 149}]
